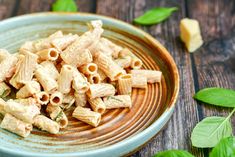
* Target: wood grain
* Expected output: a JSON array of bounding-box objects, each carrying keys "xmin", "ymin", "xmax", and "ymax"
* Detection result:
[{"xmin": 0, "ymin": 0, "xmax": 234, "ymax": 157}]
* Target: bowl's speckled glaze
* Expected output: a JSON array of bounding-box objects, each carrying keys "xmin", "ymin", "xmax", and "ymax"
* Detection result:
[{"xmin": 0, "ymin": 12, "xmax": 179, "ymax": 157}]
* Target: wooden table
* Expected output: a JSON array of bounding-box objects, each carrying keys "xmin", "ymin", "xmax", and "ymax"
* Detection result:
[{"xmin": 0, "ymin": 0, "xmax": 234, "ymax": 157}]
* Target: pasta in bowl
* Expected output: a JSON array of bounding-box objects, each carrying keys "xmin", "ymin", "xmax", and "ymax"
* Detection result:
[{"xmin": 0, "ymin": 13, "xmax": 179, "ymax": 157}]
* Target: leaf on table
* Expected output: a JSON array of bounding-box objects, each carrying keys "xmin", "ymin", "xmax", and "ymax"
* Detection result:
[
  {"xmin": 52, "ymin": 0, "xmax": 78, "ymax": 12},
  {"xmin": 209, "ymin": 137, "xmax": 235, "ymax": 157},
  {"xmin": 133, "ymin": 7, "xmax": 178, "ymax": 25},
  {"xmin": 191, "ymin": 116, "xmax": 233, "ymax": 148},
  {"xmin": 194, "ymin": 87, "xmax": 235, "ymax": 108},
  {"xmin": 154, "ymin": 150, "xmax": 195, "ymax": 157}
]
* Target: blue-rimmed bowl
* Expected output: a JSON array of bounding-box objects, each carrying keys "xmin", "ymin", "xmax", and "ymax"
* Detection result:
[{"xmin": 0, "ymin": 12, "xmax": 179, "ymax": 157}]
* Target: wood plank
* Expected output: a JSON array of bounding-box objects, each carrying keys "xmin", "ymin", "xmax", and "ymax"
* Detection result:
[
  {"xmin": 77, "ymin": 0, "xmax": 96, "ymax": 13},
  {"xmin": 97, "ymin": 0, "xmax": 203, "ymax": 156},
  {"xmin": 187, "ymin": 0, "xmax": 235, "ymax": 156},
  {"xmin": 0, "ymin": 0, "xmax": 17, "ymax": 19}
]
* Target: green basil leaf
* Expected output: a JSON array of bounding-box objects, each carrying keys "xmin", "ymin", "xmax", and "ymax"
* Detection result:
[
  {"xmin": 191, "ymin": 116, "xmax": 233, "ymax": 148},
  {"xmin": 154, "ymin": 150, "xmax": 195, "ymax": 157},
  {"xmin": 194, "ymin": 88, "xmax": 235, "ymax": 108},
  {"xmin": 209, "ymin": 137, "xmax": 235, "ymax": 157},
  {"xmin": 52, "ymin": 0, "xmax": 78, "ymax": 12},
  {"xmin": 134, "ymin": 7, "xmax": 178, "ymax": 25}
]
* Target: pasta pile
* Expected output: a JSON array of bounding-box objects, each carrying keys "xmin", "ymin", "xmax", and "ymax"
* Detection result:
[{"xmin": 0, "ymin": 20, "xmax": 162, "ymax": 138}]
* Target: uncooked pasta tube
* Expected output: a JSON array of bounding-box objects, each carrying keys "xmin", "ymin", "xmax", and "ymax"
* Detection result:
[
  {"xmin": 79, "ymin": 63, "xmax": 98, "ymax": 75},
  {"xmin": 0, "ymin": 49, "xmax": 10, "ymax": 62},
  {"xmin": 50, "ymin": 91, "xmax": 63, "ymax": 106},
  {"xmin": 33, "ymin": 115, "xmax": 60, "ymax": 134},
  {"xmin": 5, "ymin": 99, "xmax": 40, "ymax": 123},
  {"xmin": 10, "ymin": 51, "xmax": 38, "ymax": 89},
  {"xmin": 51, "ymin": 34, "xmax": 78, "ymax": 51},
  {"xmin": 94, "ymin": 52, "xmax": 123, "ymax": 81},
  {"xmin": 88, "ymin": 97, "xmax": 106, "ymax": 114},
  {"xmin": 40, "ymin": 61, "xmax": 59, "ymax": 80},
  {"xmin": 119, "ymin": 48, "xmax": 142, "ymax": 69},
  {"xmin": 103, "ymin": 95, "xmax": 132, "ymax": 109},
  {"xmin": 14, "ymin": 97, "xmax": 40, "ymax": 110},
  {"xmin": 34, "ymin": 91, "xmax": 50, "ymax": 105},
  {"xmin": 99, "ymin": 38, "xmax": 123, "ymax": 58},
  {"xmin": 61, "ymin": 92, "xmax": 75, "ymax": 109},
  {"xmin": 58, "ymin": 64, "xmax": 74, "ymax": 94},
  {"xmin": 118, "ymin": 74, "xmax": 132, "ymax": 95},
  {"xmin": 86, "ymin": 83, "xmax": 115, "ymax": 99},
  {"xmin": 19, "ymin": 41, "xmax": 36, "ymax": 54},
  {"xmin": 0, "ymin": 113, "xmax": 32, "ymax": 137},
  {"xmin": 16, "ymin": 80, "xmax": 41, "ymax": 98},
  {"xmin": 74, "ymin": 92, "xmax": 87, "ymax": 107},
  {"xmin": 0, "ymin": 82, "xmax": 11, "ymax": 98},
  {"xmin": 35, "ymin": 66, "xmax": 58, "ymax": 92},
  {"xmin": 131, "ymin": 70, "xmax": 162, "ymax": 83},
  {"xmin": 87, "ymin": 73, "xmax": 101, "ymax": 84},
  {"xmin": 72, "ymin": 106, "xmax": 101, "ymax": 127},
  {"xmin": 37, "ymin": 48, "xmax": 60, "ymax": 61},
  {"xmin": 72, "ymin": 69, "xmax": 90, "ymax": 94}
]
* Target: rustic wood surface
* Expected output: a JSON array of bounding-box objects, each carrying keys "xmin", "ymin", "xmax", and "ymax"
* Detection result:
[{"xmin": 0, "ymin": 0, "xmax": 234, "ymax": 156}]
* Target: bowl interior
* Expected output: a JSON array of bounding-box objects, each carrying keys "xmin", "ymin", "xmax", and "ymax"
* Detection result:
[{"xmin": 0, "ymin": 13, "xmax": 179, "ymax": 156}]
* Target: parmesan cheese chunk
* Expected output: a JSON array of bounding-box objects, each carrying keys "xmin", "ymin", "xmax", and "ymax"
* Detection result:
[{"xmin": 180, "ymin": 18, "xmax": 203, "ymax": 52}]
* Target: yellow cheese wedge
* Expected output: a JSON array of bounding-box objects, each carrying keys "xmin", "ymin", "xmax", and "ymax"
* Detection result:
[{"xmin": 180, "ymin": 18, "xmax": 203, "ymax": 52}]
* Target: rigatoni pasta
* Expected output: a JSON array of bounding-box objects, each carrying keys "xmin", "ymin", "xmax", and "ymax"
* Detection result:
[{"xmin": 0, "ymin": 20, "xmax": 162, "ymax": 137}]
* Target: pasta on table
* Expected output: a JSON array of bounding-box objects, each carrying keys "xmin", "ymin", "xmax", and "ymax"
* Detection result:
[{"xmin": 0, "ymin": 20, "xmax": 162, "ymax": 137}]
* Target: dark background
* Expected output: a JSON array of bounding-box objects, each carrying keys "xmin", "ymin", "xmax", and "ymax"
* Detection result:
[{"xmin": 0, "ymin": 0, "xmax": 234, "ymax": 157}]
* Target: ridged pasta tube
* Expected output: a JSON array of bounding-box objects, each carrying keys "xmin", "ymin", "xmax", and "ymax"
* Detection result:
[
  {"xmin": 50, "ymin": 91, "xmax": 63, "ymax": 106},
  {"xmin": 0, "ymin": 54, "xmax": 18, "ymax": 82},
  {"xmin": 16, "ymin": 80, "xmax": 41, "ymax": 98},
  {"xmin": 132, "ymin": 75, "xmax": 147, "ymax": 89},
  {"xmin": 37, "ymin": 48, "xmax": 60, "ymax": 61},
  {"xmin": 118, "ymin": 74, "xmax": 132, "ymax": 95},
  {"xmin": 40, "ymin": 61, "xmax": 59, "ymax": 80},
  {"xmin": 88, "ymin": 97, "xmax": 106, "ymax": 114},
  {"xmin": 87, "ymin": 73, "xmax": 101, "ymax": 84},
  {"xmin": 131, "ymin": 70, "xmax": 162, "ymax": 83},
  {"xmin": 0, "ymin": 82, "xmax": 11, "ymax": 98},
  {"xmin": 86, "ymin": 83, "xmax": 115, "ymax": 99},
  {"xmin": 72, "ymin": 69, "xmax": 90, "ymax": 94},
  {"xmin": 58, "ymin": 64, "xmax": 74, "ymax": 94},
  {"xmin": 103, "ymin": 95, "xmax": 132, "ymax": 109},
  {"xmin": 34, "ymin": 91, "xmax": 50, "ymax": 105},
  {"xmin": 51, "ymin": 34, "xmax": 78, "ymax": 51},
  {"xmin": 79, "ymin": 63, "xmax": 98, "ymax": 75},
  {"xmin": 119, "ymin": 48, "xmax": 142, "ymax": 69},
  {"xmin": 74, "ymin": 92, "xmax": 87, "ymax": 107}
]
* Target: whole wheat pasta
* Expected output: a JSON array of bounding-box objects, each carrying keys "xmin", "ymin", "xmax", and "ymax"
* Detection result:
[
  {"xmin": 33, "ymin": 115, "xmax": 60, "ymax": 134},
  {"xmin": 87, "ymin": 73, "xmax": 101, "ymax": 84},
  {"xmin": 72, "ymin": 106, "xmax": 101, "ymax": 127},
  {"xmin": 97, "ymin": 69, "xmax": 107, "ymax": 82},
  {"xmin": 86, "ymin": 83, "xmax": 115, "ymax": 99},
  {"xmin": 61, "ymin": 92, "xmax": 75, "ymax": 109},
  {"xmin": 77, "ymin": 49, "xmax": 93, "ymax": 67},
  {"xmin": 0, "ymin": 54, "xmax": 18, "ymax": 82},
  {"xmin": 74, "ymin": 92, "xmax": 87, "ymax": 107},
  {"xmin": 0, "ymin": 49, "xmax": 10, "ymax": 62},
  {"xmin": 114, "ymin": 56, "xmax": 132, "ymax": 68},
  {"xmin": 61, "ymin": 21, "xmax": 103, "ymax": 66},
  {"xmin": 99, "ymin": 38, "xmax": 123, "ymax": 58},
  {"xmin": 118, "ymin": 74, "xmax": 132, "ymax": 95},
  {"xmin": 132, "ymin": 75, "xmax": 147, "ymax": 89},
  {"xmin": 119, "ymin": 48, "xmax": 142, "ymax": 69},
  {"xmin": 40, "ymin": 61, "xmax": 59, "ymax": 80},
  {"xmin": 88, "ymin": 97, "xmax": 106, "ymax": 114},
  {"xmin": 103, "ymin": 95, "xmax": 132, "ymax": 109},
  {"xmin": 0, "ymin": 82, "xmax": 11, "ymax": 98},
  {"xmin": 50, "ymin": 91, "xmax": 63, "ymax": 106},
  {"xmin": 14, "ymin": 97, "xmax": 40, "ymax": 110},
  {"xmin": 35, "ymin": 66, "xmax": 58, "ymax": 92},
  {"xmin": 19, "ymin": 41, "xmax": 36, "ymax": 54},
  {"xmin": 37, "ymin": 48, "xmax": 60, "ymax": 62},
  {"xmin": 0, "ymin": 98, "xmax": 7, "ymax": 116},
  {"xmin": 5, "ymin": 99, "xmax": 40, "ymax": 123},
  {"xmin": 72, "ymin": 69, "xmax": 90, "ymax": 94},
  {"xmin": 131, "ymin": 70, "xmax": 162, "ymax": 83},
  {"xmin": 34, "ymin": 31, "xmax": 63, "ymax": 51},
  {"xmin": 16, "ymin": 80, "xmax": 41, "ymax": 98},
  {"xmin": 94, "ymin": 52, "xmax": 123, "ymax": 81},
  {"xmin": 58, "ymin": 64, "xmax": 74, "ymax": 94},
  {"xmin": 51, "ymin": 34, "xmax": 78, "ymax": 51},
  {"xmin": 0, "ymin": 113, "xmax": 33, "ymax": 137},
  {"xmin": 10, "ymin": 51, "xmax": 38, "ymax": 89},
  {"xmin": 89, "ymin": 39, "xmax": 113, "ymax": 58},
  {"xmin": 46, "ymin": 104, "xmax": 68, "ymax": 128},
  {"xmin": 34, "ymin": 91, "xmax": 50, "ymax": 105},
  {"xmin": 79, "ymin": 63, "xmax": 98, "ymax": 75}
]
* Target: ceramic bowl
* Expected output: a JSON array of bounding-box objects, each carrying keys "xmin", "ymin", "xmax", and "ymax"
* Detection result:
[{"xmin": 0, "ymin": 12, "xmax": 179, "ymax": 157}]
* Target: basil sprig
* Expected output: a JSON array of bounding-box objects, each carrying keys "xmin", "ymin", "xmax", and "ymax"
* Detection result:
[{"xmin": 134, "ymin": 7, "xmax": 178, "ymax": 25}]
